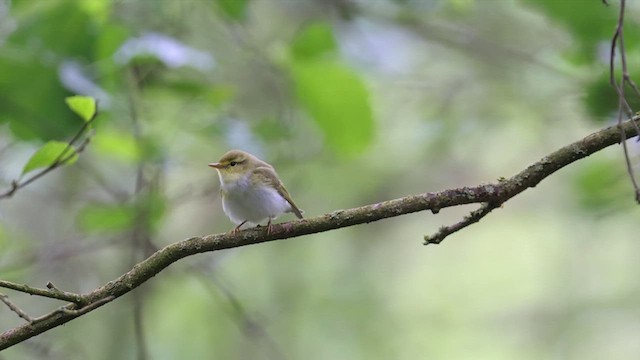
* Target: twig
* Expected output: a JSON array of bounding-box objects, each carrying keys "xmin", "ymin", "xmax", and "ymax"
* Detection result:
[
  {"xmin": 0, "ymin": 114, "xmax": 97, "ymax": 201},
  {"xmin": 0, "ymin": 293, "xmax": 33, "ymax": 323},
  {"xmin": 126, "ymin": 67, "xmax": 151, "ymax": 360},
  {"xmin": 30, "ymin": 296, "xmax": 115, "ymax": 324},
  {"xmin": 0, "ymin": 280, "xmax": 84, "ymax": 304},
  {"xmin": 608, "ymin": 0, "xmax": 640, "ymax": 201},
  {"xmin": 57, "ymin": 296, "xmax": 115, "ymax": 316},
  {"xmin": 424, "ymin": 202, "xmax": 499, "ymax": 245},
  {"xmin": 190, "ymin": 264, "xmax": 288, "ymax": 360},
  {"xmin": 1, "ymin": 115, "xmax": 640, "ymax": 350},
  {"xmin": 45, "ymin": 282, "xmax": 86, "ymax": 304}
]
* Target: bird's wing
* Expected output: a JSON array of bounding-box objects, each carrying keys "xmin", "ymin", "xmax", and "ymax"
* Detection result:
[{"xmin": 253, "ymin": 167, "xmax": 304, "ymax": 219}]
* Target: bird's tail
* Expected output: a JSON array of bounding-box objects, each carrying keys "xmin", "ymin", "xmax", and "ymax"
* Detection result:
[{"xmin": 290, "ymin": 207, "xmax": 304, "ymax": 219}]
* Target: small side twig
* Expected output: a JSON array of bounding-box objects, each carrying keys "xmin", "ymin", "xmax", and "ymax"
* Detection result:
[
  {"xmin": 0, "ymin": 114, "xmax": 96, "ymax": 201},
  {"xmin": 0, "ymin": 293, "xmax": 33, "ymax": 323},
  {"xmin": 608, "ymin": 0, "xmax": 640, "ymax": 201},
  {"xmin": 424, "ymin": 202, "xmax": 499, "ymax": 245},
  {"xmin": 30, "ymin": 296, "xmax": 115, "ymax": 324},
  {"xmin": 58, "ymin": 296, "xmax": 115, "ymax": 316},
  {"xmin": 0, "ymin": 280, "xmax": 84, "ymax": 304},
  {"xmin": 45, "ymin": 282, "xmax": 86, "ymax": 305}
]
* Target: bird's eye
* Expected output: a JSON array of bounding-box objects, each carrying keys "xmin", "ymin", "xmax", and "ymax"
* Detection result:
[{"xmin": 229, "ymin": 161, "xmax": 237, "ymax": 167}]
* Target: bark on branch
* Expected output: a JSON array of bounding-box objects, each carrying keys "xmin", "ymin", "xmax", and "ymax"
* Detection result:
[{"xmin": 1, "ymin": 115, "xmax": 639, "ymax": 350}]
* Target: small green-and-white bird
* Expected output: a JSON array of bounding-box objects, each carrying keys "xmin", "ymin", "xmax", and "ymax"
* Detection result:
[{"xmin": 208, "ymin": 150, "xmax": 304, "ymax": 233}]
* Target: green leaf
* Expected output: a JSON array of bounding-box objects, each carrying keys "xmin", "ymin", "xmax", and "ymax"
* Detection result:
[
  {"xmin": 217, "ymin": 0, "xmax": 249, "ymax": 20},
  {"xmin": 65, "ymin": 96, "xmax": 97, "ymax": 122},
  {"xmin": 291, "ymin": 22, "xmax": 337, "ymax": 60},
  {"xmin": 77, "ymin": 204, "xmax": 136, "ymax": 233},
  {"xmin": 21, "ymin": 141, "xmax": 78, "ymax": 175},
  {"xmin": 291, "ymin": 59, "xmax": 374, "ymax": 156}
]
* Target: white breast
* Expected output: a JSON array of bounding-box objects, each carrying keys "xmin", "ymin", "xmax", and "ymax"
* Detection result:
[{"xmin": 219, "ymin": 173, "xmax": 291, "ymax": 225}]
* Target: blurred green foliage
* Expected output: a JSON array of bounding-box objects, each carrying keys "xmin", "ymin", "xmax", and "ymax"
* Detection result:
[
  {"xmin": 92, "ymin": 128, "xmax": 142, "ymax": 163},
  {"xmin": 0, "ymin": 1, "xmax": 102, "ymax": 140},
  {"xmin": 524, "ymin": 0, "xmax": 640, "ymax": 122},
  {"xmin": 291, "ymin": 59, "xmax": 374, "ymax": 156},
  {"xmin": 77, "ymin": 202, "xmax": 138, "ymax": 233},
  {"xmin": 18, "ymin": 95, "xmax": 93, "ymax": 176},
  {"xmin": 573, "ymin": 158, "xmax": 633, "ymax": 212},
  {"xmin": 584, "ymin": 71, "xmax": 640, "ymax": 121},
  {"xmin": 288, "ymin": 22, "xmax": 374, "ymax": 156},
  {"xmin": 78, "ymin": 194, "xmax": 165, "ymax": 234},
  {"xmin": 291, "ymin": 22, "xmax": 337, "ymax": 60},
  {"xmin": 524, "ymin": 0, "xmax": 639, "ymax": 63},
  {"xmin": 216, "ymin": 0, "xmax": 250, "ymax": 21}
]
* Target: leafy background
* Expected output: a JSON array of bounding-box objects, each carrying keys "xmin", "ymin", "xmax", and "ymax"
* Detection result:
[{"xmin": 1, "ymin": 0, "xmax": 640, "ymax": 359}]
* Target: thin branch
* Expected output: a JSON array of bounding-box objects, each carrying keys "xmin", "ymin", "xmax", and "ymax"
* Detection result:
[
  {"xmin": 45, "ymin": 282, "xmax": 86, "ymax": 304},
  {"xmin": 0, "ymin": 293, "xmax": 33, "ymax": 323},
  {"xmin": 0, "ymin": 115, "xmax": 96, "ymax": 201},
  {"xmin": 0, "ymin": 280, "xmax": 84, "ymax": 304},
  {"xmin": 55, "ymin": 296, "xmax": 115, "ymax": 317},
  {"xmin": 424, "ymin": 202, "xmax": 499, "ymax": 245},
  {"xmin": 29, "ymin": 296, "xmax": 115, "ymax": 324},
  {"xmin": 1, "ymin": 115, "xmax": 640, "ymax": 350},
  {"xmin": 77, "ymin": 162, "xmax": 130, "ymax": 201},
  {"xmin": 191, "ymin": 266, "xmax": 288, "ymax": 360},
  {"xmin": 608, "ymin": 0, "xmax": 640, "ymax": 200},
  {"xmin": 126, "ymin": 67, "xmax": 151, "ymax": 360},
  {"xmin": 0, "ymin": 234, "xmax": 123, "ymax": 275}
]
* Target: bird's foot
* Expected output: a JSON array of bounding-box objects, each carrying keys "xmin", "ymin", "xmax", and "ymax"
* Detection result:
[
  {"xmin": 230, "ymin": 220, "xmax": 247, "ymax": 235},
  {"xmin": 266, "ymin": 217, "xmax": 274, "ymax": 235}
]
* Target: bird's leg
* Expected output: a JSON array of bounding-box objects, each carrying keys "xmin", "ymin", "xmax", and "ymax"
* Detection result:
[
  {"xmin": 231, "ymin": 220, "xmax": 247, "ymax": 234},
  {"xmin": 266, "ymin": 217, "xmax": 273, "ymax": 235}
]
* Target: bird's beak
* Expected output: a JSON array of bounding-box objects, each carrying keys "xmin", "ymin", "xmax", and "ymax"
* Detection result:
[{"xmin": 208, "ymin": 162, "xmax": 223, "ymax": 169}]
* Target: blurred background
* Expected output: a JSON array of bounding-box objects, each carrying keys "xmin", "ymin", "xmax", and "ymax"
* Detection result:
[{"xmin": 1, "ymin": 0, "xmax": 640, "ymax": 359}]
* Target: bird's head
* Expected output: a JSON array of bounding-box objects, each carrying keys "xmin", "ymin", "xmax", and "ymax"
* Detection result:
[{"xmin": 208, "ymin": 150, "xmax": 260, "ymax": 183}]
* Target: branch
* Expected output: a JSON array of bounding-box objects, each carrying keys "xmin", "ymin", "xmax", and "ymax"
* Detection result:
[
  {"xmin": 1, "ymin": 115, "xmax": 639, "ymax": 349},
  {"xmin": 0, "ymin": 280, "xmax": 84, "ymax": 304},
  {"xmin": 608, "ymin": 0, "xmax": 640, "ymax": 200},
  {"xmin": 30, "ymin": 296, "xmax": 115, "ymax": 324},
  {"xmin": 0, "ymin": 293, "xmax": 33, "ymax": 323},
  {"xmin": 424, "ymin": 202, "xmax": 499, "ymax": 245}
]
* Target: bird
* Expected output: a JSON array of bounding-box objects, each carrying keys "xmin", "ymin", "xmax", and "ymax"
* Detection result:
[{"xmin": 208, "ymin": 150, "xmax": 304, "ymax": 234}]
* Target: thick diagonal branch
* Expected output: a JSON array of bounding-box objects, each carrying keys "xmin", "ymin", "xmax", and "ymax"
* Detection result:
[{"xmin": 1, "ymin": 115, "xmax": 639, "ymax": 350}]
